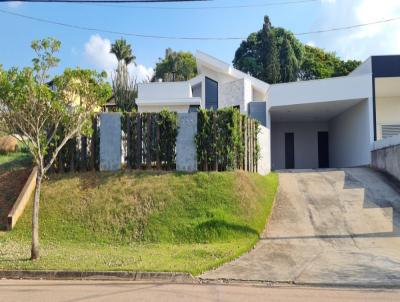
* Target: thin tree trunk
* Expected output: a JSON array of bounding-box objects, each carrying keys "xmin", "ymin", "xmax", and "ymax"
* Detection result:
[{"xmin": 31, "ymin": 172, "xmax": 42, "ymax": 260}]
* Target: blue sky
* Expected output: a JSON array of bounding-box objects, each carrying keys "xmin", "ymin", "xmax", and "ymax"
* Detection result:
[{"xmin": 1, "ymin": 0, "xmax": 400, "ymax": 81}]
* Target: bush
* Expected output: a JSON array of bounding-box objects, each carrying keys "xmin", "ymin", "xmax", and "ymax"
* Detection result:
[{"xmin": 0, "ymin": 135, "xmax": 19, "ymax": 153}]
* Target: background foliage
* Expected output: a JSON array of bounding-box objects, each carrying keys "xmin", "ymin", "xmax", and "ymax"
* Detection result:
[
  {"xmin": 153, "ymin": 48, "xmax": 198, "ymax": 82},
  {"xmin": 233, "ymin": 15, "xmax": 362, "ymax": 84}
]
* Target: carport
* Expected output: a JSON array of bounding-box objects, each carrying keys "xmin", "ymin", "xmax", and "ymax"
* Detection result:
[{"xmin": 267, "ymin": 74, "xmax": 374, "ymax": 170}]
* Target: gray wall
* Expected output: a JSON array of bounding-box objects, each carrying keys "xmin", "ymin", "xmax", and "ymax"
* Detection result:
[
  {"xmin": 176, "ymin": 113, "xmax": 198, "ymax": 172},
  {"xmin": 100, "ymin": 113, "xmax": 122, "ymax": 171},
  {"xmin": 371, "ymin": 134, "xmax": 400, "ymax": 181},
  {"xmin": 271, "ymin": 122, "xmax": 328, "ymax": 170},
  {"xmin": 248, "ymin": 102, "xmax": 266, "ymax": 127},
  {"xmin": 372, "ymin": 145, "xmax": 400, "ymax": 181},
  {"xmin": 329, "ymin": 100, "xmax": 371, "ymax": 168}
]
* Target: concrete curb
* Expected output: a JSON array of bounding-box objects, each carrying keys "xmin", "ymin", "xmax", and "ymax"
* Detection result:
[
  {"xmin": 0, "ymin": 270, "xmax": 198, "ymax": 283},
  {"xmin": 199, "ymin": 278, "xmax": 400, "ymax": 289}
]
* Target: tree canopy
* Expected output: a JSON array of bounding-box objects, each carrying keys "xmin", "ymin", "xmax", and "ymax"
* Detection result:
[
  {"xmin": 153, "ymin": 48, "xmax": 197, "ymax": 82},
  {"xmin": 233, "ymin": 16, "xmax": 361, "ymax": 84},
  {"xmin": 298, "ymin": 45, "xmax": 362, "ymax": 81},
  {"xmin": 110, "ymin": 38, "xmax": 136, "ymax": 66}
]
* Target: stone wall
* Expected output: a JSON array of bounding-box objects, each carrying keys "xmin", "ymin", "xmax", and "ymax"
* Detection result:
[
  {"xmin": 176, "ymin": 113, "xmax": 197, "ymax": 172},
  {"xmin": 99, "ymin": 113, "xmax": 121, "ymax": 171},
  {"xmin": 371, "ymin": 134, "xmax": 400, "ymax": 181},
  {"xmin": 98, "ymin": 112, "xmax": 270, "ymax": 176}
]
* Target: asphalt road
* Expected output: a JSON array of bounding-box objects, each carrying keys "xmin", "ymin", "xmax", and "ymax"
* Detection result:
[
  {"xmin": 1, "ymin": 280, "xmax": 400, "ymax": 302},
  {"xmin": 202, "ymin": 168, "xmax": 400, "ymax": 286}
]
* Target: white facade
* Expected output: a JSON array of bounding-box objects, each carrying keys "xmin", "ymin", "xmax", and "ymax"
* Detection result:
[
  {"xmin": 137, "ymin": 52, "xmax": 400, "ymax": 173},
  {"xmin": 136, "ymin": 82, "xmax": 201, "ymax": 113},
  {"xmin": 137, "ymin": 51, "xmax": 268, "ymax": 114}
]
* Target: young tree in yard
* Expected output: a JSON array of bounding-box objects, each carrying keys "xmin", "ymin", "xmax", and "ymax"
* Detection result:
[{"xmin": 0, "ymin": 38, "xmax": 111, "ymax": 260}]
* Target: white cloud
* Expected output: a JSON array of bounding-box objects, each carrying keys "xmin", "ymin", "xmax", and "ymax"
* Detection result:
[
  {"xmin": 306, "ymin": 41, "xmax": 316, "ymax": 47},
  {"xmin": 84, "ymin": 34, "xmax": 154, "ymax": 82},
  {"xmin": 311, "ymin": 0, "xmax": 400, "ymax": 60},
  {"xmin": 7, "ymin": 1, "xmax": 23, "ymax": 8}
]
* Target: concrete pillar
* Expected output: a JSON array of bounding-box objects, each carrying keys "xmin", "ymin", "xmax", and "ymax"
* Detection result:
[
  {"xmin": 100, "ymin": 113, "xmax": 121, "ymax": 171},
  {"xmin": 176, "ymin": 112, "xmax": 198, "ymax": 172}
]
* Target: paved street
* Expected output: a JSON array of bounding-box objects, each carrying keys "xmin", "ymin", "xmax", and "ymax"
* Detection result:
[
  {"xmin": 1, "ymin": 280, "xmax": 400, "ymax": 302},
  {"xmin": 202, "ymin": 168, "xmax": 400, "ymax": 286}
]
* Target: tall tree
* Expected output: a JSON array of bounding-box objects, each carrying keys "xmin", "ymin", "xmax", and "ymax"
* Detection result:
[
  {"xmin": 0, "ymin": 38, "xmax": 111, "ymax": 259},
  {"xmin": 233, "ymin": 16, "xmax": 359, "ymax": 83},
  {"xmin": 234, "ymin": 16, "xmax": 302, "ymax": 84},
  {"xmin": 261, "ymin": 16, "xmax": 281, "ymax": 83},
  {"xmin": 110, "ymin": 38, "xmax": 137, "ymax": 112},
  {"xmin": 154, "ymin": 48, "xmax": 197, "ymax": 82},
  {"xmin": 274, "ymin": 28, "xmax": 304, "ymax": 82},
  {"xmin": 110, "ymin": 38, "xmax": 135, "ymax": 65}
]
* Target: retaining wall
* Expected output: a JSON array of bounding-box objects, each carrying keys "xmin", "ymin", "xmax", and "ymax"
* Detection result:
[{"xmin": 371, "ymin": 134, "xmax": 400, "ymax": 181}]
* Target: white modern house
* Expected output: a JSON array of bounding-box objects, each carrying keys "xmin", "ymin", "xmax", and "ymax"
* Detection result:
[{"xmin": 137, "ymin": 51, "xmax": 400, "ymax": 172}]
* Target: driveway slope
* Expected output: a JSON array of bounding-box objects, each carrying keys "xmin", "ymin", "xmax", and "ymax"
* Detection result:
[{"xmin": 201, "ymin": 168, "xmax": 400, "ymax": 287}]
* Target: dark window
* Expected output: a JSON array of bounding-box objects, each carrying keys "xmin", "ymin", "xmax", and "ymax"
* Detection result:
[
  {"xmin": 285, "ymin": 133, "xmax": 295, "ymax": 169},
  {"xmin": 205, "ymin": 77, "xmax": 218, "ymax": 110}
]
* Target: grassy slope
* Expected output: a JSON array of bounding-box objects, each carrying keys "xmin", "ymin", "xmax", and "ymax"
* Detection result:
[{"xmin": 0, "ymin": 169, "xmax": 278, "ymax": 275}]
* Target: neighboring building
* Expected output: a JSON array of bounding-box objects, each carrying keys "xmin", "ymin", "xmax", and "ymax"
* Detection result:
[{"xmin": 137, "ymin": 52, "xmax": 400, "ymax": 172}]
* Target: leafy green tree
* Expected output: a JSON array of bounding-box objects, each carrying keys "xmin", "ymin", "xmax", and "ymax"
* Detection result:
[
  {"xmin": 261, "ymin": 16, "xmax": 281, "ymax": 83},
  {"xmin": 298, "ymin": 45, "xmax": 362, "ymax": 80},
  {"xmin": 234, "ymin": 16, "xmax": 303, "ymax": 84},
  {"xmin": 233, "ymin": 16, "xmax": 360, "ymax": 83},
  {"xmin": 0, "ymin": 38, "xmax": 111, "ymax": 260},
  {"xmin": 154, "ymin": 48, "xmax": 197, "ymax": 82},
  {"xmin": 274, "ymin": 27, "xmax": 304, "ymax": 82}
]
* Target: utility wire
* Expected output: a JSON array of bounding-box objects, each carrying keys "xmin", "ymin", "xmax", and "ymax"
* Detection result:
[
  {"xmin": 76, "ymin": 0, "xmax": 320, "ymax": 10},
  {"xmin": 0, "ymin": 8, "xmax": 399, "ymax": 40},
  {"xmin": 295, "ymin": 16, "xmax": 400, "ymax": 36}
]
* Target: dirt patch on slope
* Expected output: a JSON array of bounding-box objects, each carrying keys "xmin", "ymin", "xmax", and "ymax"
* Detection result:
[{"xmin": 0, "ymin": 167, "xmax": 31, "ymax": 229}]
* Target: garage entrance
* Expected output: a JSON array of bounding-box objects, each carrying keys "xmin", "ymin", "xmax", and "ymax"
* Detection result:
[{"xmin": 270, "ymin": 98, "xmax": 371, "ymax": 170}]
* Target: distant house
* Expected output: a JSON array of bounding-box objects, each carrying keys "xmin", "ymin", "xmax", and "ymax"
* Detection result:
[
  {"xmin": 137, "ymin": 51, "xmax": 400, "ymax": 171},
  {"xmin": 102, "ymin": 95, "xmax": 118, "ymax": 112}
]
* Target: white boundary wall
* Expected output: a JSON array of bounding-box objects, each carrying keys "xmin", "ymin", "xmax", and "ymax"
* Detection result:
[
  {"xmin": 257, "ymin": 125, "xmax": 271, "ymax": 175},
  {"xmin": 329, "ymin": 100, "xmax": 372, "ymax": 167}
]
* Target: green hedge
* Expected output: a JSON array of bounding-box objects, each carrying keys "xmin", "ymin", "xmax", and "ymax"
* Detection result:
[
  {"xmin": 196, "ymin": 107, "xmax": 259, "ymax": 172},
  {"xmin": 122, "ymin": 110, "xmax": 178, "ymax": 170}
]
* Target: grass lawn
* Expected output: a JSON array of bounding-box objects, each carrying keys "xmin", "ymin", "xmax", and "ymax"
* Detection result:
[{"xmin": 0, "ymin": 169, "xmax": 278, "ymax": 275}]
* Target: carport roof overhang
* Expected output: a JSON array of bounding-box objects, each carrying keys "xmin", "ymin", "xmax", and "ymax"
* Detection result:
[{"xmin": 269, "ymin": 99, "xmax": 366, "ymax": 123}]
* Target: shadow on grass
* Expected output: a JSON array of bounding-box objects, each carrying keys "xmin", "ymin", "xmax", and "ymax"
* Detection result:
[{"xmin": 189, "ymin": 220, "xmax": 259, "ymax": 242}]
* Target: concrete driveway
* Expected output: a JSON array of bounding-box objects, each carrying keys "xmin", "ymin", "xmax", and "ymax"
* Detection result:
[{"xmin": 201, "ymin": 168, "xmax": 400, "ymax": 287}]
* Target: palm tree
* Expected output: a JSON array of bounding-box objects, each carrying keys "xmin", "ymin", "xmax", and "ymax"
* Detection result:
[
  {"xmin": 110, "ymin": 38, "xmax": 136, "ymax": 66},
  {"xmin": 110, "ymin": 38, "xmax": 137, "ymax": 112}
]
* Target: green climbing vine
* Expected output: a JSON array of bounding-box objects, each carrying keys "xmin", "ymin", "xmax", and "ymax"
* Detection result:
[{"xmin": 196, "ymin": 107, "xmax": 260, "ymax": 172}]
